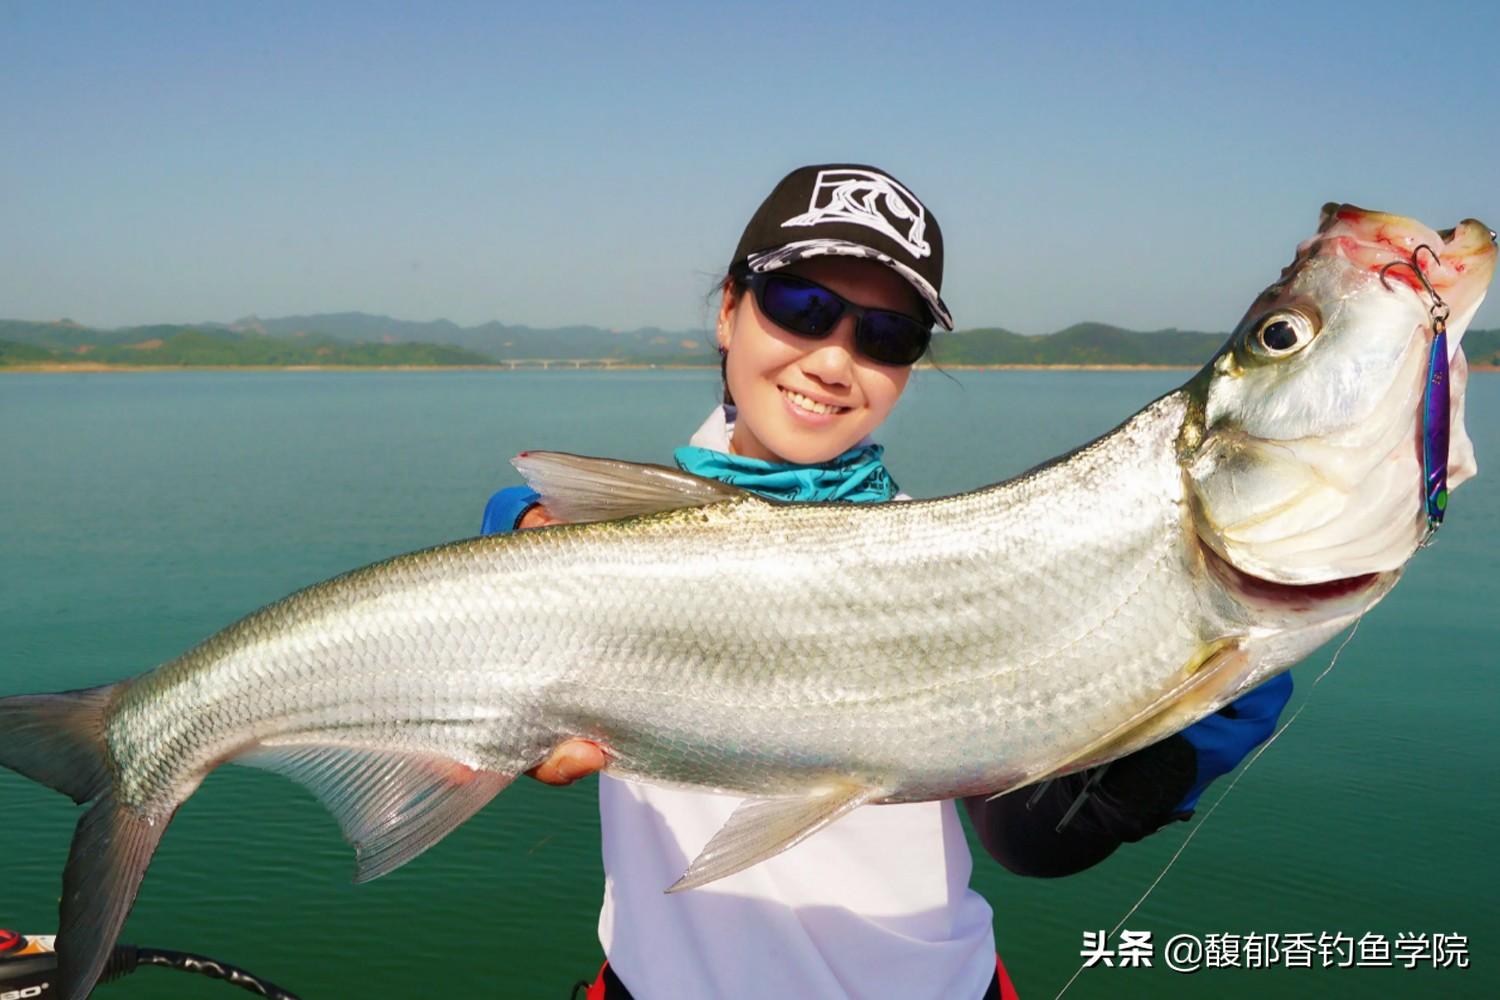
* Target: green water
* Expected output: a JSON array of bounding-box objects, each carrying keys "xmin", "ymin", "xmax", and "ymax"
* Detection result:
[{"xmin": 1, "ymin": 370, "xmax": 1494, "ymax": 999}]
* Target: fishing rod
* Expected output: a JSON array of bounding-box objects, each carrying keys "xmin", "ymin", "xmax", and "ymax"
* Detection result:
[{"xmin": 0, "ymin": 927, "xmax": 301, "ymax": 999}]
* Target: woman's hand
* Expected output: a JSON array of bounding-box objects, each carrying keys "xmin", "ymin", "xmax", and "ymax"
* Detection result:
[
  {"xmin": 527, "ymin": 740, "xmax": 609, "ymax": 785},
  {"xmin": 517, "ymin": 503, "xmax": 565, "ymax": 529},
  {"xmin": 511, "ymin": 501, "xmax": 607, "ymax": 785}
]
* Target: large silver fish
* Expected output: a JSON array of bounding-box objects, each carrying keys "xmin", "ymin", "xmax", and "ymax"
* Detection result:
[{"xmin": 1, "ymin": 205, "xmax": 1494, "ymax": 999}]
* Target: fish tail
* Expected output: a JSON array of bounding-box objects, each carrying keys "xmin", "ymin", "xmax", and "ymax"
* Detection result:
[
  {"xmin": 0, "ymin": 683, "xmax": 170, "ymax": 1000},
  {"xmin": 0, "ymin": 683, "xmax": 122, "ymax": 803}
]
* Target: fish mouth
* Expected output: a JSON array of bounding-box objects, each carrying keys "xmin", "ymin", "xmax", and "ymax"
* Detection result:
[
  {"xmin": 1314, "ymin": 204, "xmax": 1497, "ymax": 328},
  {"xmin": 1196, "ymin": 530, "xmax": 1387, "ymax": 610}
]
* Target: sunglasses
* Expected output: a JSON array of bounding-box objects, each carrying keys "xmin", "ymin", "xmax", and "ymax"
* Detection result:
[{"xmin": 743, "ymin": 272, "xmax": 933, "ymax": 366}]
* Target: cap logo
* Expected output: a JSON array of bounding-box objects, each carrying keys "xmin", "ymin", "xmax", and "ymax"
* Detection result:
[{"xmin": 781, "ymin": 169, "xmax": 931, "ymax": 259}]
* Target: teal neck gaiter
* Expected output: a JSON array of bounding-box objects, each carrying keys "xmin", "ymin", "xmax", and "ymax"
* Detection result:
[{"xmin": 673, "ymin": 443, "xmax": 899, "ymax": 504}]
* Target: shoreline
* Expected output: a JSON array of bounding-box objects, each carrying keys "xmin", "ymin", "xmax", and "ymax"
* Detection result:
[{"xmin": 3, "ymin": 362, "xmax": 1498, "ymax": 374}]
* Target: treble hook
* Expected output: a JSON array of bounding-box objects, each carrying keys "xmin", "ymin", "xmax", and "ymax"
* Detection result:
[{"xmin": 1378, "ymin": 244, "xmax": 1451, "ymax": 324}]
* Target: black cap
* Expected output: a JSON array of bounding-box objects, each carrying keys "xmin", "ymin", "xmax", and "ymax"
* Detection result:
[{"xmin": 731, "ymin": 164, "xmax": 952, "ymax": 329}]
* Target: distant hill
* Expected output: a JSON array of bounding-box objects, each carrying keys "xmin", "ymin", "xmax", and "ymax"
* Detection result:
[
  {"xmin": 0, "ymin": 325, "xmax": 494, "ymax": 368},
  {"xmin": 0, "ymin": 319, "xmax": 144, "ymax": 350},
  {"xmin": 3, "ymin": 313, "xmax": 1497, "ymax": 369},
  {"xmin": 223, "ymin": 312, "xmax": 713, "ymax": 362},
  {"xmin": 1, "ymin": 314, "xmax": 713, "ymax": 366},
  {"xmin": 0, "ymin": 339, "xmax": 58, "ymax": 365},
  {"xmin": 1466, "ymin": 328, "xmax": 1500, "ymax": 366},
  {"xmin": 929, "ymin": 322, "xmax": 1224, "ymax": 366}
]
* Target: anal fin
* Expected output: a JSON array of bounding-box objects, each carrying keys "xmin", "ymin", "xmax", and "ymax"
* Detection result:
[
  {"xmin": 667, "ymin": 782, "xmax": 881, "ymax": 893},
  {"xmin": 58, "ymin": 792, "xmax": 170, "ymax": 1000},
  {"xmin": 237, "ymin": 745, "xmax": 513, "ymax": 882}
]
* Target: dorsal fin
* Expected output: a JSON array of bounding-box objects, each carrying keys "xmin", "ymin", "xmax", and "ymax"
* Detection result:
[{"xmin": 512, "ymin": 451, "xmax": 755, "ymax": 524}]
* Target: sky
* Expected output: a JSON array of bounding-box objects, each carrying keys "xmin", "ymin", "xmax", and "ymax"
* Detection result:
[{"xmin": 2, "ymin": 1, "xmax": 1497, "ymax": 335}]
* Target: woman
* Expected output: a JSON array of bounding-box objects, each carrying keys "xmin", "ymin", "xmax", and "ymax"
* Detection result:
[{"xmin": 483, "ymin": 164, "xmax": 1291, "ymax": 999}]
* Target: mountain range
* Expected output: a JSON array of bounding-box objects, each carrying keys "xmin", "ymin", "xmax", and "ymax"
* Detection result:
[{"xmin": 3, "ymin": 313, "xmax": 1497, "ymax": 369}]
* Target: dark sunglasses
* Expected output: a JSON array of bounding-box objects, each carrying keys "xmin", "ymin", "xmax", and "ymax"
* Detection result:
[{"xmin": 743, "ymin": 272, "xmax": 933, "ymax": 366}]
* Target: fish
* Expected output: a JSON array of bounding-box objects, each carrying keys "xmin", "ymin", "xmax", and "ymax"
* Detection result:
[{"xmin": 0, "ymin": 205, "xmax": 1494, "ymax": 999}]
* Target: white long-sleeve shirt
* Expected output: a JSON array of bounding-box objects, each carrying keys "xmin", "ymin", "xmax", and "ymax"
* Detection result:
[{"xmin": 597, "ymin": 406, "xmax": 997, "ymax": 1000}]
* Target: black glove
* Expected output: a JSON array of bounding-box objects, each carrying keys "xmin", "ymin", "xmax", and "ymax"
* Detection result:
[{"xmin": 963, "ymin": 733, "xmax": 1197, "ymax": 879}]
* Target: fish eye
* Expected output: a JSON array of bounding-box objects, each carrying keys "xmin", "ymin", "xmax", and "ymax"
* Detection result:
[{"xmin": 1250, "ymin": 312, "xmax": 1316, "ymax": 358}]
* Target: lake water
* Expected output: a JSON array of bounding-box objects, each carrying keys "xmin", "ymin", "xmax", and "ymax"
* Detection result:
[{"xmin": 1, "ymin": 370, "xmax": 1495, "ymax": 999}]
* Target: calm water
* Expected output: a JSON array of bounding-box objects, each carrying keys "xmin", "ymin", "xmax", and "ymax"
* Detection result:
[{"xmin": 1, "ymin": 370, "xmax": 1495, "ymax": 999}]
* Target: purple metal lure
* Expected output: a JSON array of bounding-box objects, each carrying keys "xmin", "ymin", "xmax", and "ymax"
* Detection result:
[
  {"xmin": 1381, "ymin": 245, "xmax": 1451, "ymax": 533},
  {"xmin": 1422, "ymin": 319, "xmax": 1449, "ymax": 529}
]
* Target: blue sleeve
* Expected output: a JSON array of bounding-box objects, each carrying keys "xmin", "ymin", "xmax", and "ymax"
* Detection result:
[
  {"xmin": 481, "ymin": 486, "xmax": 542, "ymax": 536},
  {"xmin": 1174, "ymin": 672, "xmax": 1294, "ymax": 811}
]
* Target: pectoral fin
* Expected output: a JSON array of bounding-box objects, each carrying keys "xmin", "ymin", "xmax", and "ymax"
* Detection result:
[
  {"xmin": 512, "ymin": 451, "xmax": 755, "ymax": 523},
  {"xmin": 1002, "ymin": 639, "xmax": 1255, "ymax": 797},
  {"xmin": 237, "ymin": 745, "xmax": 513, "ymax": 883},
  {"xmin": 667, "ymin": 782, "xmax": 882, "ymax": 893}
]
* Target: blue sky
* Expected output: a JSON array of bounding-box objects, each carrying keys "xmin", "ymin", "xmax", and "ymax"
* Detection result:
[{"xmin": 2, "ymin": 1, "xmax": 1497, "ymax": 334}]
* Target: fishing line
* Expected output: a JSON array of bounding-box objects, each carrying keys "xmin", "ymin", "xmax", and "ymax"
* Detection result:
[{"xmin": 1051, "ymin": 617, "xmax": 1364, "ymax": 1000}]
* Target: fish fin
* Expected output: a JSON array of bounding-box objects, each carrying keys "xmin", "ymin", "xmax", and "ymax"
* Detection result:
[
  {"xmin": 0, "ymin": 684, "xmax": 164, "ymax": 1000},
  {"xmin": 666, "ymin": 782, "xmax": 881, "ymax": 893},
  {"xmin": 0, "ymin": 684, "xmax": 122, "ymax": 804},
  {"xmin": 237, "ymin": 745, "xmax": 513, "ymax": 883},
  {"xmin": 1005, "ymin": 640, "xmax": 1254, "ymax": 796},
  {"xmin": 512, "ymin": 451, "xmax": 753, "ymax": 523},
  {"xmin": 56, "ymin": 791, "xmax": 171, "ymax": 1000}
]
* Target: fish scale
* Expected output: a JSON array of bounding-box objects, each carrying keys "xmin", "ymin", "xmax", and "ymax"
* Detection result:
[{"xmin": 104, "ymin": 397, "xmax": 1200, "ymax": 814}]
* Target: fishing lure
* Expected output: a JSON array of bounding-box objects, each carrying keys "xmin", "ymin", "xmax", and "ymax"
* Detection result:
[{"xmin": 1379, "ymin": 245, "xmax": 1451, "ymax": 532}]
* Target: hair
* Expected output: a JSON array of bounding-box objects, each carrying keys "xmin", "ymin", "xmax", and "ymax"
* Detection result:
[{"xmin": 713, "ymin": 265, "xmax": 748, "ymax": 406}]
